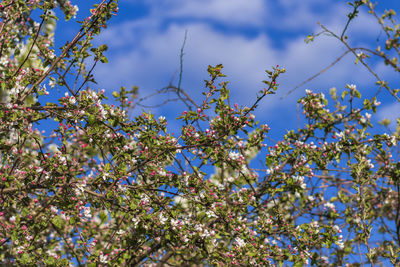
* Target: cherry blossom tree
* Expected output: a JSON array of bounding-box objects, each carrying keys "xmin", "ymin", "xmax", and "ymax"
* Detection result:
[{"xmin": 0, "ymin": 0, "xmax": 398, "ymax": 265}]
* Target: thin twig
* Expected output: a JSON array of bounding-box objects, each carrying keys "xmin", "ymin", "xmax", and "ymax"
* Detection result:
[
  {"xmin": 340, "ymin": 2, "xmax": 362, "ymax": 41},
  {"xmin": 319, "ymin": 22, "xmax": 400, "ymax": 102},
  {"xmin": 281, "ymin": 49, "xmax": 351, "ymax": 99},
  {"xmin": 76, "ymin": 58, "xmax": 99, "ymax": 95},
  {"xmin": 12, "ymin": 11, "xmax": 47, "ymax": 78},
  {"xmin": 177, "ymin": 30, "xmax": 188, "ymax": 91},
  {"xmin": 0, "ymin": 1, "xmax": 13, "ymax": 59}
]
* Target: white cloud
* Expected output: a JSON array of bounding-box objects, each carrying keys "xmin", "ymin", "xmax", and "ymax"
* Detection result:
[
  {"xmin": 122, "ymin": 0, "xmax": 267, "ymax": 27},
  {"xmin": 166, "ymin": 0, "xmax": 267, "ymax": 27},
  {"xmin": 377, "ymin": 102, "xmax": 400, "ymax": 130},
  {"xmin": 93, "ymin": 0, "xmax": 394, "ymax": 126},
  {"xmin": 373, "ymin": 60, "xmax": 400, "ymax": 84},
  {"xmin": 265, "ymin": 0, "xmax": 347, "ymax": 31}
]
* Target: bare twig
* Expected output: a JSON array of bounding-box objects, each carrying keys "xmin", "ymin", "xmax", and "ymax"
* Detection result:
[
  {"xmin": 177, "ymin": 30, "xmax": 188, "ymax": 91},
  {"xmin": 281, "ymin": 49, "xmax": 351, "ymax": 99},
  {"xmin": 318, "ymin": 22, "xmax": 400, "ymax": 102},
  {"xmin": 0, "ymin": 1, "xmax": 13, "ymax": 59},
  {"xmin": 12, "ymin": 11, "xmax": 47, "ymax": 78}
]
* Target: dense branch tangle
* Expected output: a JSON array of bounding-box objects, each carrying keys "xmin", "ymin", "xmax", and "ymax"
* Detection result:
[{"xmin": 0, "ymin": 0, "xmax": 399, "ymax": 266}]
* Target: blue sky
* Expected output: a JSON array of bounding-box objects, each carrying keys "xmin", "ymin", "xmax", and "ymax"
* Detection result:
[{"xmin": 56, "ymin": 0, "xmax": 400, "ymax": 136}]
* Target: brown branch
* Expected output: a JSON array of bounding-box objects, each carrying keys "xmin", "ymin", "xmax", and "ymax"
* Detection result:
[
  {"xmin": 11, "ymin": 11, "xmax": 46, "ymax": 78},
  {"xmin": 0, "ymin": 103, "xmax": 68, "ymax": 110},
  {"xmin": 318, "ymin": 22, "xmax": 400, "ymax": 102},
  {"xmin": 18, "ymin": 0, "xmax": 110, "ymax": 103},
  {"xmin": 0, "ymin": 1, "xmax": 13, "ymax": 59},
  {"xmin": 156, "ymin": 251, "xmax": 174, "ymax": 267},
  {"xmin": 19, "ymin": 30, "xmax": 85, "ymax": 102},
  {"xmin": 282, "ymin": 49, "xmax": 352, "ymax": 99}
]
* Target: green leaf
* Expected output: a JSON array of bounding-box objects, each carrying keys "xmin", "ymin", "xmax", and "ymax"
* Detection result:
[
  {"xmin": 100, "ymin": 56, "xmax": 108, "ymax": 63},
  {"xmin": 46, "ymin": 256, "xmax": 56, "ymax": 265},
  {"xmin": 52, "ymin": 215, "xmax": 63, "ymax": 229},
  {"xmin": 45, "ymin": 102, "xmax": 58, "ymax": 107},
  {"xmin": 104, "ymin": 163, "xmax": 111, "ymax": 172},
  {"xmin": 21, "ymin": 253, "xmax": 31, "ymax": 264},
  {"xmin": 341, "ymin": 91, "xmax": 348, "ymax": 100},
  {"xmin": 265, "ymin": 156, "xmax": 274, "ymax": 167},
  {"xmin": 87, "ymin": 114, "xmax": 96, "ymax": 125}
]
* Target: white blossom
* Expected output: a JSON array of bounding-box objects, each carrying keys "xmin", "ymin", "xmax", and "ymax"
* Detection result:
[
  {"xmin": 235, "ymin": 237, "xmax": 245, "ymax": 248},
  {"xmin": 159, "ymin": 213, "xmax": 167, "ymax": 225},
  {"xmin": 324, "ymin": 202, "xmax": 335, "ymax": 211},
  {"xmin": 99, "ymin": 253, "xmax": 108, "ymax": 264},
  {"xmin": 50, "ymin": 206, "xmax": 58, "ymax": 214},
  {"xmin": 333, "ymin": 225, "xmax": 342, "ymax": 233},
  {"xmin": 131, "ymin": 217, "xmax": 139, "ymax": 228},
  {"xmin": 336, "ymin": 235, "xmax": 344, "ymax": 249},
  {"xmin": 116, "ymin": 229, "xmax": 125, "ymax": 235},
  {"xmin": 83, "ymin": 207, "xmax": 92, "ymax": 218},
  {"xmin": 228, "ymin": 151, "xmax": 240, "ymax": 161},
  {"xmin": 348, "ymin": 84, "xmax": 356, "ymax": 91}
]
